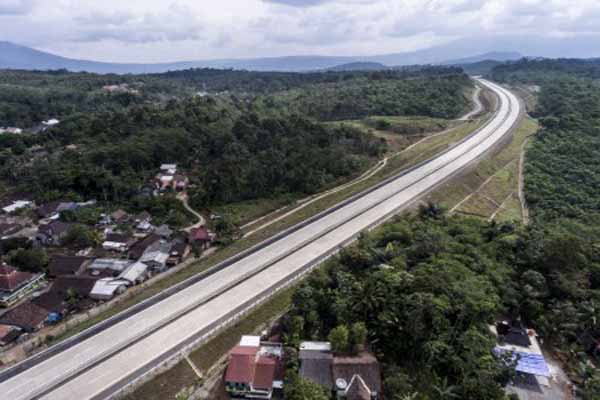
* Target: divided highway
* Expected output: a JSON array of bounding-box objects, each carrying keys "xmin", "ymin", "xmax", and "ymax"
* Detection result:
[{"xmin": 0, "ymin": 79, "xmax": 521, "ymax": 400}]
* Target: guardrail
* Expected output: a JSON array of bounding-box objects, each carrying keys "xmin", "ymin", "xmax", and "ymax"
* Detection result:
[{"xmin": 1, "ymin": 79, "xmax": 505, "ymax": 393}]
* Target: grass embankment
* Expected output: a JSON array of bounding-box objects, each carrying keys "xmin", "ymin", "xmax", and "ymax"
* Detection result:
[
  {"xmin": 426, "ymin": 116, "xmax": 539, "ymax": 222},
  {"xmin": 123, "ymin": 286, "xmax": 295, "ymax": 400}
]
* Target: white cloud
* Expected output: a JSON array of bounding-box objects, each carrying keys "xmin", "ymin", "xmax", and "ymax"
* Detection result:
[{"xmin": 1, "ymin": 0, "xmax": 600, "ymax": 62}]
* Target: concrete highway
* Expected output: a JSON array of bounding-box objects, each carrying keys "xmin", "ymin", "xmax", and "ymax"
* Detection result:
[{"xmin": 0, "ymin": 78, "xmax": 521, "ymax": 400}]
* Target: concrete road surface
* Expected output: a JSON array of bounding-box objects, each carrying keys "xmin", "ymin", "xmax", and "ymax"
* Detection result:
[{"xmin": 0, "ymin": 79, "xmax": 520, "ymax": 400}]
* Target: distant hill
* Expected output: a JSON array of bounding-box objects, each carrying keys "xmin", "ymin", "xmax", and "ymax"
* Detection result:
[
  {"xmin": 327, "ymin": 62, "xmax": 389, "ymax": 71},
  {"xmin": 456, "ymin": 60, "xmax": 507, "ymax": 75},
  {"xmin": 0, "ymin": 40, "xmax": 535, "ymax": 74}
]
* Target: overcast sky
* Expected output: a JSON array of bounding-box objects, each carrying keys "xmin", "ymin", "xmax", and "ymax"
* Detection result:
[{"xmin": 1, "ymin": 0, "xmax": 600, "ymax": 62}]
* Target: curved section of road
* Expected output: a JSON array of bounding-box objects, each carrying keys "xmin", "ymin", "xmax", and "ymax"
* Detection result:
[{"xmin": 0, "ymin": 79, "xmax": 520, "ymax": 400}]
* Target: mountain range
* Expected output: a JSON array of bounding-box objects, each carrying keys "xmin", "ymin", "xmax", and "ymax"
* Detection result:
[{"xmin": 0, "ymin": 40, "xmax": 525, "ymax": 74}]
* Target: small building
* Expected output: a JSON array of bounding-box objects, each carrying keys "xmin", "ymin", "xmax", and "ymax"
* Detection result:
[
  {"xmin": 102, "ymin": 233, "xmax": 136, "ymax": 252},
  {"xmin": 118, "ymin": 262, "xmax": 149, "ymax": 286},
  {"xmin": 0, "ymin": 127, "xmax": 23, "ymax": 135},
  {"xmin": 332, "ymin": 353, "xmax": 382, "ymax": 400},
  {"xmin": 88, "ymin": 258, "xmax": 132, "ymax": 274},
  {"xmin": 0, "ymin": 223, "xmax": 23, "ymax": 239},
  {"xmin": 89, "ymin": 278, "xmax": 128, "ymax": 301},
  {"xmin": 36, "ymin": 220, "xmax": 72, "ymax": 245},
  {"xmin": 47, "ymin": 255, "xmax": 91, "ymax": 278},
  {"xmin": 0, "ymin": 302, "xmax": 49, "ymax": 332},
  {"xmin": 0, "ymin": 264, "xmax": 45, "ymax": 307},
  {"xmin": 298, "ymin": 341, "xmax": 382, "ymax": 399},
  {"xmin": 42, "ymin": 119, "xmax": 60, "ymax": 127},
  {"xmin": 167, "ymin": 241, "xmax": 191, "ymax": 266},
  {"xmin": 140, "ymin": 249, "xmax": 169, "ymax": 273},
  {"xmin": 2, "ymin": 200, "xmax": 32, "ymax": 214},
  {"xmin": 0, "ymin": 324, "xmax": 22, "ymax": 347},
  {"xmin": 491, "ymin": 320, "xmax": 553, "ymax": 398},
  {"xmin": 160, "ymin": 164, "xmax": 177, "ymax": 174},
  {"xmin": 36, "ymin": 201, "xmax": 63, "ymax": 219},
  {"xmin": 128, "ymin": 234, "xmax": 162, "ymax": 260},
  {"xmin": 299, "ymin": 342, "xmax": 334, "ymax": 390},
  {"xmin": 154, "ymin": 224, "xmax": 173, "ymax": 239},
  {"xmin": 110, "ymin": 209, "xmax": 129, "ymax": 224},
  {"xmin": 225, "ymin": 335, "xmax": 284, "ymax": 399},
  {"xmin": 189, "ymin": 226, "xmax": 214, "ymax": 249}
]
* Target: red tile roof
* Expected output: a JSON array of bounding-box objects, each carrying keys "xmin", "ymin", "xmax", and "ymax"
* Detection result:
[
  {"xmin": 190, "ymin": 227, "xmax": 210, "ymax": 242},
  {"xmin": 225, "ymin": 346, "xmax": 258, "ymax": 384},
  {"xmin": 0, "ymin": 264, "xmax": 37, "ymax": 292}
]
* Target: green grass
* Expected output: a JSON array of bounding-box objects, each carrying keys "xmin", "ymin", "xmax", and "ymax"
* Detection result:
[
  {"xmin": 495, "ymin": 194, "xmax": 523, "ymax": 222},
  {"xmin": 124, "ymin": 286, "xmax": 295, "ymax": 400},
  {"xmin": 427, "ymin": 116, "xmax": 539, "ymax": 222}
]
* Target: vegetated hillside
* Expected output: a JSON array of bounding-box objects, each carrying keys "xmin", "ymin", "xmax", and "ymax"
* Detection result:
[
  {"xmin": 282, "ymin": 207, "xmax": 600, "ymax": 399},
  {"xmin": 0, "ymin": 67, "xmax": 472, "ymax": 210},
  {"xmin": 0, "ymin": 67, "xmax": 470, "ymax": 127},
  {"xmin": 253, "ymin": 68, "xmax": 471, "ymax": 121},
  {"xmin": 491, "ymin": 59, "xmax": 600, "ymax": 222}
]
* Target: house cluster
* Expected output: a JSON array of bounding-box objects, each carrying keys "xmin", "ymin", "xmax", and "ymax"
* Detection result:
[
  {"xmin": 154, "ymin": 164, "xmax": 189, "ymax": 193},
  {"xmin": 102, "ymin": 84, "xmax": 139, "ymax": 94},
  {"xmin": 0, "ymin": 197, "xmax": 216, "ymax": 350},
  {"xmin": 224, "ymin": 337, "xmax": 382, "ymax": 400},
  {"xmin": 0, "ymin": 127, "xmax": 23, "ymax": 135}
]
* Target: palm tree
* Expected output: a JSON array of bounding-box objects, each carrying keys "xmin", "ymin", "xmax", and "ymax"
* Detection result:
[{"xmin": 432, "ymin": 377, "xmax": 460, "ymax": 399}]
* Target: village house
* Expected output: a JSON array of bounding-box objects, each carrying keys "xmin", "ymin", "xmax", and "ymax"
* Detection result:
[
  {"xmin": 90, "ymin": 278, "xmax": 129, "ymax": 301},
  {"xmin": 139, "ymin": 243, "xmax": 171, "ymax": 273},
  {"xmin": 117, "ymin": 261, "xmax": 150, "ymax": 286},
  {"xmin": 0, "ymin": 301, "xmax": 49, "ymax": 333},
  {"xmin": 298, "ymin": 341, "xmax": 382, "ymax": 400},
  {"xmin": 0, "ymin": 324, "xmax": 21, "ymax": 347},
  {"xmin": 189, "ymin": 226, "xmax": 215, "ymax": 249},
  {"xmin": 110, "ymin": 209, "xmax": 129, "ymax": 224},
  {"xmin": 128, "ymin": 234, "xmax": 162, "ymax": 260},
  {"xmin": 491, "ymin": 320, "xmax": 554, "ymax": 399},
  {"xmin": 0, "ymin": 223, "xmax": 24, "ymax": 239},
  {"xmin": 225, "ymin": 336, "xmax": 284, "ymax": 399},
  {"xmin": 36, "ymin": 220, "xmax": 72, "ymax": 245},
  {"xmin": 88, "ymin": 258, "xmax": 132, "ymax": 275},
  {"xmin": 0, "ymin": 264, "xmax": 45, "ymax": 307},
  {"xmin": 2, "ymin": 200, "xmax": 32, "ymax": 214},
  {"xmin": 47, "ymin": 255, "xmax": 91, "ymax": 278},
  {"xmin": 167, "ymin": 241, "xmax": 191, "ymax": 266},
  {"xmin": 102, "ymin": 232, "xmax": 136, "ymax": 253},
  {"xmin": 0, "ymin": 127, "xmax": 23, "ymax": 134}
]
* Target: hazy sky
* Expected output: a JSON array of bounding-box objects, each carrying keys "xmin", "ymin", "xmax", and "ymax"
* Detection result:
[{"xmin": 1, "ymin": 0, "xmax": 600, "ymax": 62}]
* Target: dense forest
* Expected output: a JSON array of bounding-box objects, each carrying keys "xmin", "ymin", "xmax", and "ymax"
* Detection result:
[
  {"xmin": 0, "ymin": 67, "xmax": 470, "ymax": 212},
  {"xmin": 283, "ymin": 207, "xmax": 600, "ymax": 399}
]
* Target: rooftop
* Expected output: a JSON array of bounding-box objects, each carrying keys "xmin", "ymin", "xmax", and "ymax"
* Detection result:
[
  {"xmin": 0, "ymin": 264, "xmax": 38, "ymax": 293},
  {"xmin": 47, "ymin": 255, "xmax": 90, "ymax": 277}
]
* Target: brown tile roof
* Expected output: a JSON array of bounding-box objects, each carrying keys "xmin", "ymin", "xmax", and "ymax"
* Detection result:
[
  {"xmin": 32, "ymin": 290, "xmax": 68, "ymax": 314},
  {"xmin": 47, "ymin": 255, "xmax": 90, "ymax": 277},
  {"xmin": 51, "ymin": 276, "xmax": 98, "ymax": 298},
  {"xmin": 332, "ymin": 353, "xmax": 382, "ymax": 396},
  {"xmin": 0, "ymin": 223, "xmax": 22, "ymax": 236},
  {"xmin": 38, "ymin": 220, "xmax": 72, "ymax": 236},
  {"xmin": 0, "ymin": 264, "xmax": 37, "ymax": 292},
  {"xmin": 0, "ymin": 302, "xmax": 48, "ymax": 331},
  {"xmin": 225, "ymin": 346, "xmax": 258, "ymax": 384},
  {"xmin": 299, "ymin": 350, "xmax": 334, "ymax": 389},
  {"xmin": 128, "ymin": 234, "xmax": 161, "ymax": 260},
  {"xmin": 253, "ymin": 356, "xmax": 277, "ymax": 390},
  {"xmin": 36, "ymin": 201, "xmax": 62, "ymax": 218},
  {"xmin": 346, "ymin": 375, "xmax": 373, "ymax": 400}
]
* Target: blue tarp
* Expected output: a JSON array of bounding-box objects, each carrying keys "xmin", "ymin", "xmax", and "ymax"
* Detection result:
[{"xmin": 495, "ymin": 347, "xmax": 551, "ymax": 377}]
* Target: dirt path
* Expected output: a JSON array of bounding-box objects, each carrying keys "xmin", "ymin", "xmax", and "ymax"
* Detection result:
[
  {"xmin": 459, "ymin": 86, "xmax": 483, "ymax": 121},
  {"xmin": 178, "ymin": 193, "xmax": 206, "ymax": 232}
]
